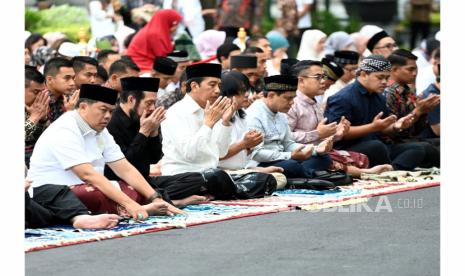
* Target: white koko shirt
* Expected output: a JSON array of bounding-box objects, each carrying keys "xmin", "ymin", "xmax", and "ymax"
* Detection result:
[
  {"xmin": 160, "ymin": 95, "xmax": 232, "ymax": 175},
  {"xmin": 27, "ymin": 111, "xmax": 124, "ymax": 187}
]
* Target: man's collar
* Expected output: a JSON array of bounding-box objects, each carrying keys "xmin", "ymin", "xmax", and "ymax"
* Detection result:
[
  {"xmin": 355, "ymin": 79, "xmax": 370, "ymax": 95},
  {"xmin": 296, "ymin": 90, "xmax": 317, "ymax": 105},
  {"xmin": 71, "ymin": 110, "xmax": 98, "ymax": 136},
  {"xmin": 184, "ymin": 94, "xmax": 203, "ymax": 114}
]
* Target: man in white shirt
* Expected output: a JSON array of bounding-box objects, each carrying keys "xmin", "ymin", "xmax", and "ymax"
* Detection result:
[
  {"xmin": 161, "ymin": 63, "xmax": 235, "ymax": 175},
  {"xmin": 28, "ymin": 84, "xmax": 182, "ymax": 222}
]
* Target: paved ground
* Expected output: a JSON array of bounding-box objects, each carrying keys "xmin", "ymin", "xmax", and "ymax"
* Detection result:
[{"xmin": 26, "ymin": 186, "xmax": 439, "ymax": 276}]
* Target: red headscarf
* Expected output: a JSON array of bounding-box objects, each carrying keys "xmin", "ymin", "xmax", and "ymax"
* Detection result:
[{"xmin": 126, "ymin": 9, "xmax": 182, "ymax": 72}]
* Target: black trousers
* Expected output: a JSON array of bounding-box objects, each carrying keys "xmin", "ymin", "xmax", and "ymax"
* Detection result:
[
  {"xmin": 26, "ymin": 185, "xmax": 89, "ymax": 229},
  {"xmin": 346, "ymin": 140, "xmax": 438, "ymax": 170},
  {"xmin": 148, "ymin": 172, "xmax": 207, "ymax": 204}
]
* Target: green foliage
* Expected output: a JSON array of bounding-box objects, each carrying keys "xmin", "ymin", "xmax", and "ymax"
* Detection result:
[
  {"xmin": 25, "ymin": 5, "xmax": 90, "ymax": 42},
  {"xmin": 344, "ymin": 15, "xmax": 362, "ymax": 34},
  {"xmin": 312, "ymin": 11, "xmax": 342, "ymax": 35}
]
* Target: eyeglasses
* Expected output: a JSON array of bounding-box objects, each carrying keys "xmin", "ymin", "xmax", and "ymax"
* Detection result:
[
  {"xmin": 300, "ymin": 74, "xmax": 328, "ymax": 81},
  {"xmin": 375, "ymin": 43, "xmax": 398, "ymax": 50}
]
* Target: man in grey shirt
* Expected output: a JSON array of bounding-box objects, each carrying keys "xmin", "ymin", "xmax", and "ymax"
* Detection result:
[{"xmin": 246, "ymin": 75, "xmax": 332, "ymax": 178}]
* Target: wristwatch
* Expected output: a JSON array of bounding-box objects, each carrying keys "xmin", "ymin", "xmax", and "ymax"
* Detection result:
[{"xmin": 148, "ymin": 191, "xmax": 162, "ymax": 202}]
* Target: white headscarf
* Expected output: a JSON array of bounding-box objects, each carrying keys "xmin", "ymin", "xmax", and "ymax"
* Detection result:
[
  {"xmin": 323, "ymin": 31, "xmax": 356, "ymax": 56},
  {"xmin": 297, "ymin": 29, "xmax": 327, "ymax": 61}
]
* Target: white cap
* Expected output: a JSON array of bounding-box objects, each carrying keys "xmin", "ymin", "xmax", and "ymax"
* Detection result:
[
  {"xmin": 359, "ymin": 25, "xmax": 383, "ymax": 38},
  {"xmin": 58, "ymin": 42, "xmax": 82, "ymax": 58}
]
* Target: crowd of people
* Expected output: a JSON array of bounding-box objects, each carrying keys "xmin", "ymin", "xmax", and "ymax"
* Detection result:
[{"xmin": 24, "ymin": 1, "xmax": 441, "ymax": 230}]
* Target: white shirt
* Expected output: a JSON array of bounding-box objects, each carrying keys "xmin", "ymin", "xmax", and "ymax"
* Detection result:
[
  {"xmin": 321, "ymin": 78, "xmax": 349, "ymax": 105},
  {"xmin": 163, "ymin": 0, "xmax": 205, "ymax": 39},
  {"xmin": 416, "ymin": 64, "xmax": 436, "ymax": 95},
  {"xmin": 218, "ymin": 113, "xmax": 249, "ymax": 170},
  {"xmin": 296, "ymin": 0, "xmax": 314, "ymax": 29},
  {"xmin": 27, "ymin": 111, "xmax": 124, "ymax": 187},
  {"xmin": 89, "ymin": 1, "xmax": 116, "ymax": 38},
  {"xmin": 160, "ymin": 95, "xmax": 232, "ymax": 175}
]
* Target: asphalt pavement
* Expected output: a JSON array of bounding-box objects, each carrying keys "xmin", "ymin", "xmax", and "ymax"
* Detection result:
[{"xmin": 26, "ymin": 186, "xmax": 439, "ymax": 276}]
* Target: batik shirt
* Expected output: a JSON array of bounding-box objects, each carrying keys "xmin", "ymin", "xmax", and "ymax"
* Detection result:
[
  {"xmin": 47, "ymin": 91, "xmax": 66, "ymax": 123},
  {"xmin": 384, "ymin": 81, "xmax": 427, "ymax": 139},
  {"xmin": 25, "ymin": 110, "xmax": 47, "ymax": 167},
  {"xmin": 156, "ymin": 88, "xmax": 185, "ymax": 110}
]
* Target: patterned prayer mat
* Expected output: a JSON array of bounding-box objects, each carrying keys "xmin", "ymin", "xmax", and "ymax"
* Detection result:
[
  {"xmin": 26, "ymin": 170, "xmax": 439, "ymax": 253},
  {"xmin": 25, "ymin": 204, "xmax": 289, "ymax": 252}
]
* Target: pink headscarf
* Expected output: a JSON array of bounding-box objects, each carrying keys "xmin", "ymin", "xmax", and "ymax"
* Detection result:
[{"xmin": 194, "ymin": 30, "xmax": 226, "ymax": 60}]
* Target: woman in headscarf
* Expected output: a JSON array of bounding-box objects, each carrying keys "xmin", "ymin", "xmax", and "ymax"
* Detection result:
[
  {"xmin": 126, "ymin": 9, "xmax": 182, "ymax": 72},
  {"xmin": 193, "ymin": 29, "xmax": 226, "ymax": 62},
  {"xmin": 265, "ymin": 30, "xmax": 290, "ymax": 76},
  {"xmin": 218, "ymin": 71, "xmax": 283, "ymax": 175},
  {"xmin": 323, "ymin": 31, "xmax": 357, "ymax": 57},
  {"xmin": 297, "ymin": 29, "xmax": 326, "ymax": 61}
]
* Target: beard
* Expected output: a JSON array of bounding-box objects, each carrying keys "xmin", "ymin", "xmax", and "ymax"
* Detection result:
[{"xmin": 129, "ymin": 104, "xmax": 140, "ymax": 124}]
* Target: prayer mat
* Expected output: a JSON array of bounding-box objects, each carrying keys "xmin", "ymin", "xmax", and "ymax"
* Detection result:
[{"xmin": 25, "ymin": 204, "xmax": 289, "ymax": 252}]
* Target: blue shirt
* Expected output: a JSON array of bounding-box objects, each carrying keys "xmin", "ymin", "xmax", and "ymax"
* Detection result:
[
  {"xmin": 324, "ymin": 79, "xmax": 390, "ymax": 149},
  {"xmin": 420, "ymin": 83, "xmax": 440, "ymax": 138}
]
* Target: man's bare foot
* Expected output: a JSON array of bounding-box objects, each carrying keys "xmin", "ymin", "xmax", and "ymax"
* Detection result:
[
  {"xmin": 72, "ymin": 214, "xmax": 119, "ymax": 229},
  {"xmin": 173, "ymin": 195, "xmax": 209, "ymax": 208},
  {"xmin": 144, "ymin": 201, "xmax": 169, "ymax": 216},
  {"xmin": 254, "ymin": 166, "xmax": 284, "ymax": 173},
  {"xmin": 363, "ymin": 164, "xmax": 394, "ymax": 174}
]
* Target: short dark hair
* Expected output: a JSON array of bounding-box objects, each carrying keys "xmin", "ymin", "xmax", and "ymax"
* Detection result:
[
  {"xmin": 75, "ymin": 98, "xmax": 97, "ymax": 109},
  {"xmin": 293, "ymin": 60, "xmax": 323, "ymax": 76},
  {"xmin": 120, "ymin": 89, "xmax": 145, "ymax": 104},
  {"xmin": 109, "ymin": 58, "xmax": 140, "ymax": 76},
  {"xmin": 186, "ymin": 77, "xmax": 205, "ymax": 93},
  {"xmin": 243, "ymin": 46, "xmax": 264, "ymax": 55},
  {"xmin": 25, "ymin": 65, "xmax": 45, "ymax": 87},
  {"xmin": 246, "ymin": 36, "xmax": 267, "ymax": 48},
  {"xmin": 72, "ymin": 56, "xmax": 98, "ymax": 73},
  {"xmin": 44, "ymin": 57, "xmax": 73, "ymax": 77},
  {"xmin": 97, "ymin": 49, "xmax": 119, "ymax": 64},
  {"xmin": 216, "ymin": 43, "xmax": 241, "ymax": 63},
  {"xmin": 25, "ymin": 33, "xmax": 47, "ymax": 53},
  {"xmin": 97, "ymin": 65, "xmax": 109, "ymax": 81},
  {"xmin": 387, "ymin": 49, "xmax": 418, "ymax": 66}
]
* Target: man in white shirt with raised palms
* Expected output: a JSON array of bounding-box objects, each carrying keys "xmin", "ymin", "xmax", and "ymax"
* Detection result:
[{"xmin": 161, "ymin": 63, "xmax": 236, "ymax": 175}]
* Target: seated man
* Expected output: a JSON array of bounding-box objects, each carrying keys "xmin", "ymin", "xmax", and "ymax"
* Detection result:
[
  {"xmin": 25, "ymin": 66, "xmax": 49, "ymax": 167},
  {"xmin": 151, "ymin": 56, "xmax": 177, "ymax": 98},
  {"xmin": 419, "ymin": 48, "xmax": 440, "ymax": 140},
  {"xmin": 156, "ymin": 71, "xmax": 187, "ymax": 110},
  {"xmin": 105, "ymin": 59, "xmax": 140, "ymax": 93},
  {"xmin": 246, "ymin": 75, "xmax": 332, "ymax": 178},
  {"xmin": 287, "ymin": 60, "xmax": 392, "ymax": 177},
  {"xmin": 161, "ymin": 63, "xmax": 235, "ymax": 175},
  {"xmin": 385, "ymin": 48, "xmax": 440, "ymax": 166},
  {"xmin": 25, "ymin": 179, "xmax": 119, "ymax": 229},
  {"xmin": 322, "ymin": 50, "xmax": 360, "ymax": 106},
  {"xmin": 367, "ymin": 30, "xmax": 398, "ymax": 58},
  {"xmin": 105, "ymin": 76, "xmax": 210, "ymax": 206},
  {"xmin": 165, "ymin": 50, "xmax": 191, "ymax": 94},
  {"xmin": 97, "ymin": 49, "xmax": 121, "ymax": 73},
  {"xmin": 72, "ymin": 56, "xmax": 99, "ymax": 88},
  {"xmin": 44, "ymin": 57, "xmax": 77, "ymax": 122},
  {"xmin": 216, "ymin": 43, "xmax": 241, "ymax": 71},
  {"xmin": 325, "ymin": 55, "xmax": 432, "ymax": 171},
  {"xmin": 27, "ymin": 84, "xmax": 183, "ymax": 221}
]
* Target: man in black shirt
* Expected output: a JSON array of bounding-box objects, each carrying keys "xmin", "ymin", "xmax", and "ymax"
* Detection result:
[{"xmin": 105, "ymin": 77, "xmax": 221, "ymax": 206}]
